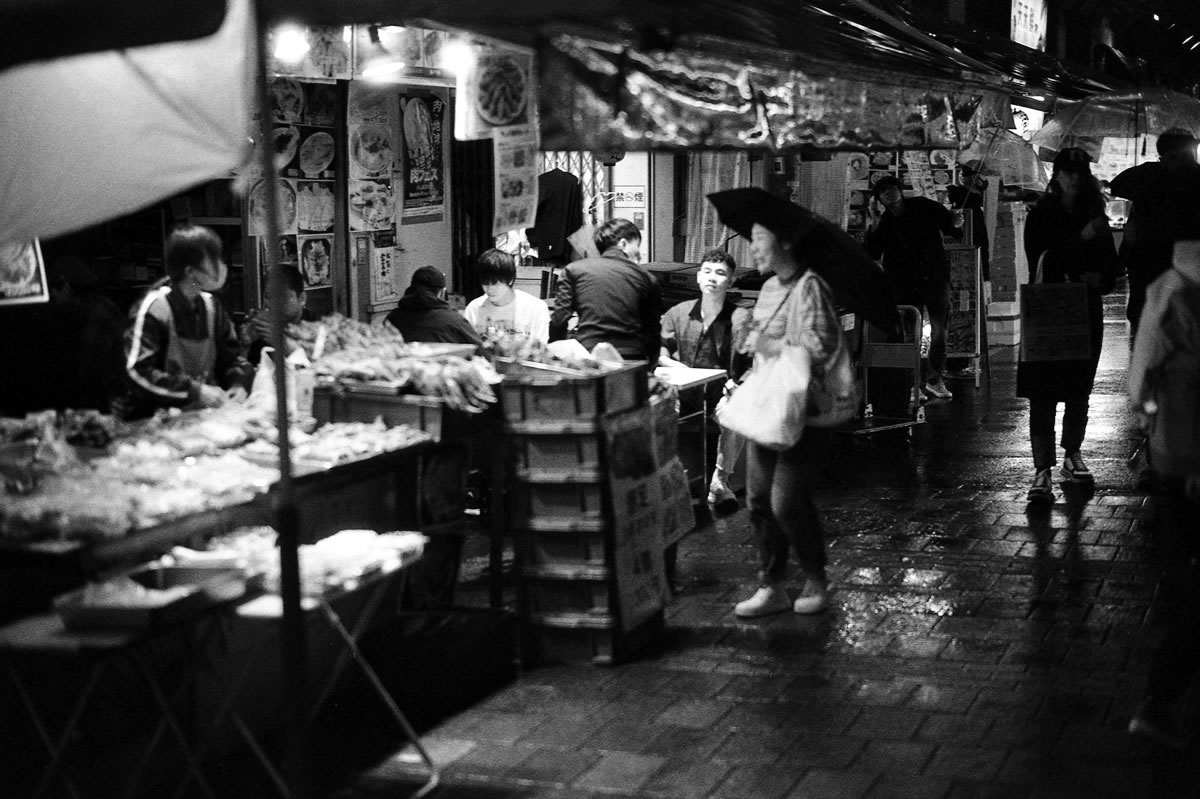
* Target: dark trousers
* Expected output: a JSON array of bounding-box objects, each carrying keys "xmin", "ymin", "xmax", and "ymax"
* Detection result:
[
  {"xmin": 746, "ymin": 429, "xmax": 829, "ymax": 584},
  {"xmin": 1029, "ymin": 395, "xmax": 1089, "ymax": 471},
  {"xmin": 1147, "ymin": 478, "xmax": 1200, "ymax": 702}
]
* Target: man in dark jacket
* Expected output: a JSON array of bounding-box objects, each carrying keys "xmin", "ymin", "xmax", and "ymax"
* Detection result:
[
  {"xmin": 865, "ymin": 175, "xmax": 963, "ymax": 400},
  {"xmin": 385, "ymin": 265, "xmax": 482, "ymax": 349},
  {"xmin": 549, "ymin": 218, "xmax": 662, "ymax": 362}
]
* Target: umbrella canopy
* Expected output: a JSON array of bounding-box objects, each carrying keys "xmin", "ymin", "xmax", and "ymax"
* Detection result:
[
  {"xmin": 957, "ymin": 126, "xmax": 1047, "ymax": 190},
  {"xmin": 1030, "ymin": 88, "xmax": 1200, "ymax": 162},
  {"xmin": 707, "ymin": 188, "xmax": 898, "ymax": 334}
]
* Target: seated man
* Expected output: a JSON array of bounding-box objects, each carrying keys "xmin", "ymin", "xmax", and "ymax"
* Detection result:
[
  {"xmin": 240, "ymin": 263, "xmax": 311, "ymax": 368},
  {"xmin": 463, "ymin": 248, "xmax": 550, "ymax": 344},
  {"xmin": 385, "ymin": 265, "xmax": 482, "ymax": 349},
  {"xmin": 659, "ymin": 248, "xmax": 752, "ymax": 510}
]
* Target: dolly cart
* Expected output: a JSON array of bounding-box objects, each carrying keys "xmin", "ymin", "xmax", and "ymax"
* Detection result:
[{"xmin": 839, "ymin": 304, "xmax": 925, "ymax": 440}]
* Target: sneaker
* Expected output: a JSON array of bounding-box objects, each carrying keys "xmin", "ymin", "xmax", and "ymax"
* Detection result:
[
  {"xmin": 792, "ymin": 576, "xmax": 829, "ymax": 615},
  {"xmin": 707, "ymin": 472, "xmax": 737, "ymax": 510},
  {"xmin": 1060, "ymin": 451, "xmax": 1094, "ymax": 484},
  {"xmin": 734, "ymin": 585, "xmax": 791, "ymax": 618},
  {"xmin": 923, "ymin": 380, "xmax": 953, "ymax": 400},
  {"xmin": 1027, "ymin": 468, "xmax": 1055, "ymax": 504},
  {"xmin": 1129, "ymin": 698, "xmax": 1186, "ymax": 750}
]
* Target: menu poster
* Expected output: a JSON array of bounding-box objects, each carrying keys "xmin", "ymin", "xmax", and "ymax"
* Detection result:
[
  {"xmin": 0, "ymin": 240, "xmax": 48, "ymax": 306},
  {"xmin": 399, "ymin": 93, "xmax": 446, "ymax": 222},
  {"xmin": 299, "ymin": 234, "xmax": 332, "ymax": 288},
  {"xmin": 604, "ymin": 407, "xmax": 668, "ymax": 633},
  {"xmin": 303, "ymin": 82, "xmax": 337, "ymax": 128},
  {"xmin": 297, "ymin": 181, "xmax": 335, "ymax": 233},
  {"xmin": 455, "ymin": 46, "xmax": 536, "ymax": 141},
  {"xmin": 248, "ymin": 178, "xmax": 298, "ymax": 236},
  {"xmin": 369, "ymin": 230, "xmax": 401, "ymax": 305},
  {"xmin": 491, "ymin": 124, "xmax": 539, "ymax": 236},
  {"xmin": 902, "ymin": 151, "xmax": 936, "ymax": 198},
  {"xmin": 267, "ymin": 26, "xmax": 351, "ymax": 80}
]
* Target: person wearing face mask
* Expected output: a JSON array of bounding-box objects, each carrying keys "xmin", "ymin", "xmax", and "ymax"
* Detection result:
[
  {"xmin": 118, "ymin": 224, "xmax": 252, "ymax": 419},
  {"xmin": 1020, "ymin": 147, "xmax": 1118, "ymax": 503},
  {"xmin": 463, "ymin": 248, "xmax": 550, "ymax": 344},
  {"xmin": 549, "ymin": 218, "xmax": 662, "ymax": 362},
  {"xmin": 659, "ymin": 248, "xmax": 752, "ymax": 510}
]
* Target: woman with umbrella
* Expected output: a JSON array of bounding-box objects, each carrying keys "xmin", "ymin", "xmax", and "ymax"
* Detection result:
[
  {"xmin": 1021, "ymin": 147, "xmax": 1118, "ymax": 503},
  {"xmin": 707, "ymin": 189, "xmax": 850, "ymax": 617}
]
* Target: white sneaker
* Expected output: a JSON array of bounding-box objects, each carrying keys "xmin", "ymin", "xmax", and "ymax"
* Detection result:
[
  {"xmin": 792, "ymin": 577, "xmax": 829, "ymax": 614},
  {"xmin": 707, "ymin": 472, "xmax": 737, "ymax": 509},
  {"xmin": 923, "ymin": 380, "xmax": 953, "ymax": 400},
  {"xmin": 734, "ymin": 585, "xmax": 790, "ymax": 618}
]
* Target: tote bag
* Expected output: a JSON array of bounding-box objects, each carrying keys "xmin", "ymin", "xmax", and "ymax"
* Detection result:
[
  {"xmin": 715, "ymin": 281, "xmax": 810, "ymax": 450},
  {"xmin": 1019, "ymin": 254, "xmax": 1091, "ymax": 363},
  {"xmin": 715, "ymin": 344, "xmax": 811, "ymax": 451}
]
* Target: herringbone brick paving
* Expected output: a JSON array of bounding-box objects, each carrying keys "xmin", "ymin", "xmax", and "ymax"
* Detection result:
[{"xmin": 339, "ymin": 293, "xmax": 1199, "ymax": 799}]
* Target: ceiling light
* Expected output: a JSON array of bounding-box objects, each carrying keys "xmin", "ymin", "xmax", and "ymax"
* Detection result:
[
  {"xmin": 361, "ymin": 25, "xmax": 405, "ymax": 79},
  {"xmin": 440, "ymin": 38, "xmax": 476, "ymax": 77},
  {"xmin": 1153, "ymin": 13, "xmax": 1160, "ymax": 22},
  {"xmin": 272, "ymin": 24, "xmax": 310, "ymax": 65}
]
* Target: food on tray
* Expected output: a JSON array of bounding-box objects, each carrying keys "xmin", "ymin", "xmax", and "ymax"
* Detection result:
[
  {"xmin": 273, "ymin": 126, "xmax": 300, "ymax": 170},
  {"xmin": 71, "ymin": 576, "xmax": 194, "ymax": 608},
  {"xmin": 249, "ymin": 179, "xmax": 297, "ymax": 234},
  {"xmin": 348, "ymin": 179, "xmax": 394, "ymax": 230},
  {"xmin": 350, "ymin": 123, "xmax": 394, "ymax": 174},
  {"xmin": 475, "ymin": 54, "xmax": 527, "ymax": 125},
  {"xmin": 299, "ymin": 131, "xmax": 335, "ymax": 176}
]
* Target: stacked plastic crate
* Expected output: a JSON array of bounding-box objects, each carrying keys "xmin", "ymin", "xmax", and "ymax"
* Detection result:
[{"xmin": 497, "ymin": 359, "xmax": 661, "ymax": 666}]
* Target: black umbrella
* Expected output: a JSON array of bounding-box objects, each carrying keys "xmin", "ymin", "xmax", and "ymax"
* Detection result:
[{"xmin": 707, "ymin": 187, "xmax": 899, "ymax": 334}]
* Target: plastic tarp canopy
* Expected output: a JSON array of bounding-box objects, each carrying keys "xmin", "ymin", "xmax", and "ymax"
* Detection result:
[{"xmin": 0, "ymin": 0, "xmax": 255, "ymax": 245}]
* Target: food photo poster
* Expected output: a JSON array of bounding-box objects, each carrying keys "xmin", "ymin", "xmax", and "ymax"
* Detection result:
[
  {"xmin": 0, "ymin": 240, "xmax": 48, "ymax": 306},
  {"xmin": 398, "ymin": 93, "xmax": 446, "ymax": 222},
  {"xmin": 455, "ymin": 46, "xmax": 536, "ymax": 141}
]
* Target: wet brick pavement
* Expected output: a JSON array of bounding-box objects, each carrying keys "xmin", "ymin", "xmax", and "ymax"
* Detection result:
[{"xmin": 336, "ymin": 291, "xmax": 1199, "ymax": 799}]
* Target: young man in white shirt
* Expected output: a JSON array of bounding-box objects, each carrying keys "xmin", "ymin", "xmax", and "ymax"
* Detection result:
[{"xmin": 463, "ymin": 248, "xmax": 550, "ymax": 344}]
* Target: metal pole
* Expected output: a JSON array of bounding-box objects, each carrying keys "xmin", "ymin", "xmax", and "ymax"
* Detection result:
[{"xmin": 251, "ymin": 4, "xmax": 310, "ymax": 796}]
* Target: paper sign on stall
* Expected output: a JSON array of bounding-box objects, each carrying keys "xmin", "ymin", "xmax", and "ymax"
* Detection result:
[
  {"xmin": 492, "ymin": 124, "xmax": 539, "ymax": 236},
  {"xmin": 603, "ymin": 407, "xmax": 668, "ymax": 632}
]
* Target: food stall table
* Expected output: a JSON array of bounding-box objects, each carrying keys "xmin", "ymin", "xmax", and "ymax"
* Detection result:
[
  {"xmin": 0, "ymin": 602, "xmax": 237, "ymax": 799},
  {"xmin": 652, "ymin": 367, "xmax": 727, "ymax": 500}
]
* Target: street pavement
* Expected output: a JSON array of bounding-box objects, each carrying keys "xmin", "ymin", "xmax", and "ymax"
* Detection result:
[{"xmin": 336, "ymin": 289, "xmax": 1199, "ymax": 799}]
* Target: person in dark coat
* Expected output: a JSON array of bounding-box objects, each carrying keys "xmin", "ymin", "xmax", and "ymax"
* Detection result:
[
  {"xmin": 864, "ymin": 174, "xmax": 964, "ymax": 400},
  {"xmin": 549, "ymin": 218, "xmax": 662, "ymax": 362},
  {"xmin": 385, "ymin": 265, "xmax": 481, "ymax": 349},
  {"xmin": 1109, "ymin": 127, "xmax": 1200, "ymax": 341},
  {"xmin": 1020, "ymin": 147, "xmax": 1118, "ymax": 503}
]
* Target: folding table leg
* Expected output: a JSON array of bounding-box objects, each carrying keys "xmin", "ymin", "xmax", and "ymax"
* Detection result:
[
  {"xmin": 317, "ymin": 601, "xmax": 440, "ymax": 799},
  {"xmin": 8, "ymin": 661, "xmax": 103, "ymax": 799},
  {"xmin": 134, "ymin": 657, "xmax": 217, "ymax": 799}
]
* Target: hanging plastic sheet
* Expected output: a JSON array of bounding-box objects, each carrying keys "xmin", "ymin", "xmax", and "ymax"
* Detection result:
[{"xmin": 538, "ymin": 31, "xmax": 988, "ymax": 152}]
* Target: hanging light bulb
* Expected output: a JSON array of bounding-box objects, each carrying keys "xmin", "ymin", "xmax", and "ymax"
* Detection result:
[
  {"xmin": 361, "ymin": 24, "xmax": 405, "ymax": 79},
  {"xmin": 440, "ymin": 37, "xmax": 477, "ymax": 77},
  {"xmin": 272, "ymin": 24, "xmax": 310, "ymax": 65}
]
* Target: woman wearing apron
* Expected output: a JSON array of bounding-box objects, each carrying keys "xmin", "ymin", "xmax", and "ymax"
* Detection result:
[{"xmin": 120, "ymin": 224, "xmax": 252, "ymax": 420}]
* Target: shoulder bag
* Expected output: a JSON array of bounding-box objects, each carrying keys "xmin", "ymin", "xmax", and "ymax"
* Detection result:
[{"xmin": 801, "ymin": 273, "xmax": 860, "ymax": 428}]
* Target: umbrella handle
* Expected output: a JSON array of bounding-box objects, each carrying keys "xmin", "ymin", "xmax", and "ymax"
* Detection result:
[{"xmin": 956, "ymin": 127, "xmax": 1001, "ymax": 210}]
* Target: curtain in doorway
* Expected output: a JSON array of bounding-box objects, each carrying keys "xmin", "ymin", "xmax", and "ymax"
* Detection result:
[{"xmin": 683, "ymin": 152, "xmax": 765, "ymax": 271}]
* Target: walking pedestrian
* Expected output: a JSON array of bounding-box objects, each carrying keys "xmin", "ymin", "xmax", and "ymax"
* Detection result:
[
  {"xmin": 864, "ymin": 174, "xmax": 964, "ymax": 400},
  {"xmin": 1109, "ymin": 127, "xmax": 1200, "ymax": 341},
  {"xmin": 1020, "ymin": 147, "xmax": 1118, "ymax": 503},
  {"xmin": 1127, "ymin": 229, "xmax": 1200, "ymax": 749},
  {"xmin": 728, "ymin": 200, "xmax": 843, "ymax": 618}
]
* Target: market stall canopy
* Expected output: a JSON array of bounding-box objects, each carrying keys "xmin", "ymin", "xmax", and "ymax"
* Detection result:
[
  {"xmin": 0, "ymin": 0, "xmax": 254, "ymax": 245},
  {"xmin": 0, "ymin": 0, "xmax": 227, "ymax": 72}
]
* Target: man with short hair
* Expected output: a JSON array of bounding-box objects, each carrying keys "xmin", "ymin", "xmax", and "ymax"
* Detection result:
[
  {"xmin": 463, "ymin": 248, "xmax": 550, "ymax": 344},
  {"xmin": 550, "ymin": 218, "xmax": 662, "ymax": 362},
  {"xmin": 385, "ymin": 265, "xmax": 482, "ymax": 348},
  {"xmin": 865, "ymin": 175, "xmax": 964, "ymax": 400},
  {"xmin": 1110, "ymin": 127, "xmax": 1200, "ymax": 340}
]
